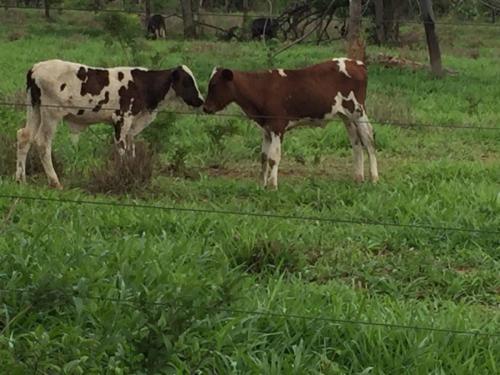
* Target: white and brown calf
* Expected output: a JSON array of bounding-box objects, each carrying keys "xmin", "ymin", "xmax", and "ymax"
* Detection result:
[
  {"xmin": 203, "ymin": 58, "xmax": 379, "ymax": 189},
  {"xmin": 16, "ymin": 59, "xmax": 203, "ymax": 189}
]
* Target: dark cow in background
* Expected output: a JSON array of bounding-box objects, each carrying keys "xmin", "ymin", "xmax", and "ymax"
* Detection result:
[
  {"xmin": 204, "ymin": 58, "xmax": 379, "ymax": 189},
  {"xmin": 147, "ymin": 14, "xmax": 167, "ymax": 39},
  {"xmin": 251, "ymin": 17, "xmax": 279, "ymax": 40},
  {"xmin": 16, "ymin": 59, "xmax": 203, "ymax": 189}
]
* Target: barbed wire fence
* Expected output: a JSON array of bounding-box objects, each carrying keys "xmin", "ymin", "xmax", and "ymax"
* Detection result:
[
  {"xmin": 0, "ymin": 286, "xmax": 499, "ymax": 338},
  {"xmin": 0, "ymin": 193, "xmax": 499, "ymax": 339},
  {"xmin": 0, "ymin": 1, "xmax": 499, "ymax": 348},
  {"xmin": 1, "ymin": 193, "xmax": 499, "ymax": 235},
  {"xmin": 0, "ymin": 101, "xmax": 498, "ymax": 131},
  {"xmin": 1, "ymin": 3, "xmax": 500, "ymax": 27}
]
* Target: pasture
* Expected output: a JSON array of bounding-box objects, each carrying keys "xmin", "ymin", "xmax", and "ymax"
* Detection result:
[{"xmin": 0, "ymin": 8, "xmax": 499, "ymax": 374}]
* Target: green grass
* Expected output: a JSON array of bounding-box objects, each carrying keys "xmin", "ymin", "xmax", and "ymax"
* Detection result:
[{"xmin": 0, "ymin": 8, "xmax": 499, "ymax": 374}]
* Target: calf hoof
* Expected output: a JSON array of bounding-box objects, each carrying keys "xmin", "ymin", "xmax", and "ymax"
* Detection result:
[
  {"xmin": 49, "ymin": 181, "xmax": 63, "ymax": 190},
  {"xmin": 354, "ymin": 174, "xmax": 364, "ymax": 183},
  {"xmin": 371, "ymin": 175, "xmax": 379, "ymax": 184},
  {"xmin": 15, "ymin": 173, "xmax": 24, "ymax": 184},
  {"xmin": 267, "ymin": 183, "xmax": 278, "ymax": 191}
]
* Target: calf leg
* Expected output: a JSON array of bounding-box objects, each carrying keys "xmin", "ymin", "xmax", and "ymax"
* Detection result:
[
  {"xmin": 35, "ymin": 110, "xmax": 62, "ymax": 189},
  {"xmin": 354, "ymin": 115, "xmax": 379, "ymax": 182},
  {"xmin": 126, "ymin": 134, "xmax": 136, "ymax": 158},
  {"xmin": 267, "ymin": 132, "xmax": 282, "ymax": 190},
  {"xmin": 16, "ymin": 128, "xmax": 33, "ymax": 184},
  {"xmin": 342, "ymin": 118, "xmax": 364, "ymax": 182},
  {"xmin": 260, "ymin": 131, "xmax": 271, "ymax": 187},
  {"xmin": 16, "ymin": 103, "xmax": 41, "ymax": 183},
  {"xmin": 115, "ymin": 117, "xmax": 133, "ymax": 156}
]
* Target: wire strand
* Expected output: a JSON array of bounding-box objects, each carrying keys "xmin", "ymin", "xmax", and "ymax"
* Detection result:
[
  {"xmin": 3, "ymin": 5, "xmax": 500, "ymax": 27},
  {"xmin": 0, "ymin": 194, "xmax": 498, "ymax": 235},
  {"xmin": 0, "ymin": 101, "xmax": 498, "ymax": 131},
  {"xmin": 0, "ymin": 287, "xmax": 498, "ymax": 338}
]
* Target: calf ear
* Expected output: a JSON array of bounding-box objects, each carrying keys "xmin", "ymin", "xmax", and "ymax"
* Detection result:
[{"xmin": 221, "ymin": 69, "xmax": 233, "ymax": 82}]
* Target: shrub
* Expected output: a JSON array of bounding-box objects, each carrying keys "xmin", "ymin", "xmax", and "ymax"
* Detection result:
[
  {"xmin": 0, "ymin": 133, "xmax": 63, "ymax": 178},
  {"xmin": 205, "ymin": 119, "xmax": 240, "ymax": 165},
  {"xmin": 97, "ymin": 12, "xmax": 145, "ymax": 65},
  {"xmin": 141, "ymin": 112, "xmax": 178, "ymax": 154},
  {"xmin": 87, "ymin": 141, "xmax": 155, "ymax": 195},
  {"xmin": 0, "ymin": 133, "xmax": 16, "ymax": 177},
  {"xmin": 232, "ymin": 240, "xmax": 306, "ymax": 275}
]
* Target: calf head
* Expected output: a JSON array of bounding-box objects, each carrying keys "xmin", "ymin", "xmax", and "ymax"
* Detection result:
[
  {"xmin": 203, "ymin": 68, "xmax": 234, "ymax": 114},
  {"xmin": 171, "ymin": 66, "xmax": 204, "ymax": 108}
]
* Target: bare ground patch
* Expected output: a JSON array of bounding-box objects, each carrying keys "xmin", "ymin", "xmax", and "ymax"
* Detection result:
[{"xmin": 203, "ymin": 156, "xmax": 410, "ymax": 183}]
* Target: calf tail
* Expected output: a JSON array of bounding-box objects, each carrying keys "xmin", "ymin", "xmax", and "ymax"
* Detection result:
[
  {"xmin": 22, "ymin": 69, "xmax": 42, "ymax": 138},
  {"xmin": 26, "ymin": 69, "xmax": 41, "ymax": 107},
  {"xmin": 16, "ymin": 69, "xmax": 42, "ymax": 182}
]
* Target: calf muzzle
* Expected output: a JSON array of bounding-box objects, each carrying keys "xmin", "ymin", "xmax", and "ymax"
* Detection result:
[{"xmin": 203, "ymin": 105, "xmax": 215, "ymax": 114}]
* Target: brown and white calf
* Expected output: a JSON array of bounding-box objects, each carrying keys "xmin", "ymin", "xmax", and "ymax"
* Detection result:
[
  {"xmin": 203, "ymin": 58, "xmax": 379, "ymax": 189},
  {"xmin": 16, "ymin": 59, "xmax": 203, "ymax": 189}
]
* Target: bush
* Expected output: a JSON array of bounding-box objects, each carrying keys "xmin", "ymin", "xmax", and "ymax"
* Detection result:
[
  {"xmin": 141, "ymin": 112, "xmax": 178, "ymax": 154},
  {"xmin": 205, "ymin": 119, "xmax": 240, "ymax": 160},
  {"xmin": 87, "ymin": 141, "xmax": 155, "ymax": 195},
  {"xmin": 232, "ymin": 240, "xmax": 306, "ymax": 275},
  {"xmin": 0, "ymin": 133, "xmax": 16, "ymax": 177},
  {"xmin": 97, "ymin": 12, "xmax": 145, "ymax": 65},
  {"xmin": 0, "ymin": 133, "xmax": 63, "ymax": 179}
]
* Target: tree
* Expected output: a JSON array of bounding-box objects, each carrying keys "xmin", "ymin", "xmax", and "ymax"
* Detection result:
[
  {"xmin": 419, "ymin": 0, "xmax": 443, "ymax": 76},
  {"xmin": 144, "ymin": 0, "xmax": 151, "ymax": 22},
  {"xmin": 42, "ymin": 0, "xmax": 63, "ymax": 20},
  {"xmin": 373, "ymin": 0, "xmax": 403, "ymax": 44},
  {"xmin": 374, "ymin": 0, "xmax": 384, "ymax": 43},
  {"xmin": 180, "ymin": 0, "xmax": 197, "ymax": 38},
  {"xmin": 347, "ymin": 0, "xmax": 365, "ymax": 61},
  {"xmin": 44, "ymin": 0, "xmax": 50, "ymax": 19},
  {"xmin": 242, "ymin": 0, "xmax": 249, "ymax": 28}
]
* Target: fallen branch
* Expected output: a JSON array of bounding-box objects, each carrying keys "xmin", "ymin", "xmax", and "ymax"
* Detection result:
[{"xmin": 371, "ymin": 53, "xmax": 458, "ymax": 75}]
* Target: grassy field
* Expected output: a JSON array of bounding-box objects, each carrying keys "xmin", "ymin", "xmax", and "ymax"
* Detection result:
[{"xmin": 0, "ymin": 9, "xmax": 499, "ymax": 374}]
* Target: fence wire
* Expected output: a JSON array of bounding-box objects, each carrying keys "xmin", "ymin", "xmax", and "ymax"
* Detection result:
[
  {"xmin": 0, "ymin": 287, "xmax": 498, "ymax": 338},
  {"xmin": 2, "ymin": 5, "xmax": 500, "ymax": 28},
  {"xmin": 0, "ymin": 194, "xmax": 498, "ymax": 235},
  {"xmin": 0, "ymin": 101, "xmax": 498, "ymax": 132}
]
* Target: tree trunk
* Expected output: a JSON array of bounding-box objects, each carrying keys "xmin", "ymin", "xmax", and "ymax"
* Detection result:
[
  {"xmin": 192, "ymin": 0, "xmax": 200, "ymax": 36},
  {"xmin": 242, "ymin": 0, "xmax": 249, "ymax": 28},
  {"xmin": 419, "ymin": 0, "xmax": 443, "ymax": 76},
  {"xmin": 392, "ymin": 0, "xmax": 403, "ymax": 42},
  {"xmin": 378, "ymin": 0, "xmax": 401, "ymax": 44},
  {"xmin": 374, "ymin": 0, "xmax": 384, "ymax": 44},
  {"xmin": 93, "ymin": 0, "xmax": 102, "ymax": 13},
  {"xmin": 347, "ymin": 0, "xmax": 365, "ymax": 61},
  {"xmin": 347, "ymin": 0, "xmax": 361, "ymax": 40},
  {"xmin": 180, "ymin": 0, "xmax": 197, "ymax": 38},
  {"xmin": 44, "ymin": 0, "xmax": 50, "ymax": 19},
  {"xmin": 144, "ymin": 0, "xmax": 151, "ymax": 22}
]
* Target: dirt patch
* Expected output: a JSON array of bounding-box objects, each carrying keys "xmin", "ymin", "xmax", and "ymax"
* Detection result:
[
  {"xmin": 204, "ymin": 158, "xmax": 352, "ymax": 180},
  {"xmin": 454, "ymin": 266, "xmax": 477, "ymax": 275}
]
